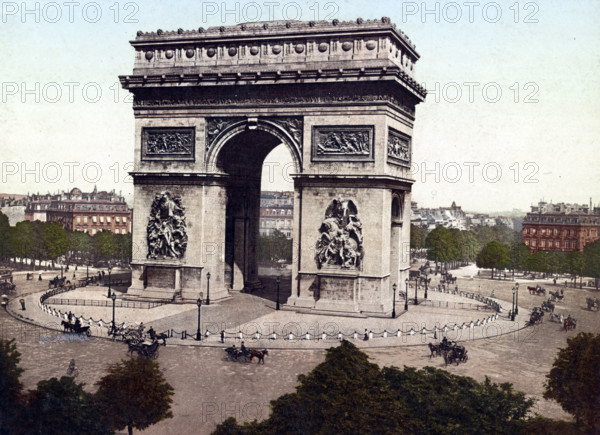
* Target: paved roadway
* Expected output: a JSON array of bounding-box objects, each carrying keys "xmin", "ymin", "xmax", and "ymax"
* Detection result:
[{"xmin": 2, "ymin": 268, "xmax": 599, "ymax": 433}]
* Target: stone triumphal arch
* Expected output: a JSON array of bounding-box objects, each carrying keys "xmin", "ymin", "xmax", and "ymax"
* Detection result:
[{"xmin": 120, "ymin": 17, "xmax": 425, "ymax": 314}]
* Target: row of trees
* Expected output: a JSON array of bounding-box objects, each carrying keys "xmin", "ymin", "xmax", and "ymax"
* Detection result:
[
  {"xmin": 0, "ymin": 212, "xmax": 132, "ymax": 268},
  {"xmin": 416, "ymin": 224, "xmax": 519, "ymax": 271},
  {"xmin": 477, "ymin": 239, "xmax": 600, "ymax": 284},
  {"xmin": 0, "ymin": 339, "xmax": 173, "ymax": 435},
  {"xmin": 215, "ymin": 337, "xmax": 599, "ymax": 433}
]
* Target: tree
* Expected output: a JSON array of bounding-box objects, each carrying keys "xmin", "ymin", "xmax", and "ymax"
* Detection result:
[
  {"xmin": 95, "ymin": 356, "xmax": 174, "ymax": 435},
  {"xmin": 544, "ymin": 332, "xmax": 600, "ymax": 432},
  {"xmin": 114, "ymin": 233, "xmax": 132, "ymax": 263},
  {"xmin": 21, "ymin": 377, "xmax": 112, "ymax": 435},
  {"xmin": 44, "ymin": 222, "xmax": 69, "ymax": 266},
  {"xmin": 476, "ymin": 241, "xmax": 511, "ymax": 279},
  {"xmin": 259, "ymin": 230, "xmax": 292, "ymax": 262},
  {"xmin": 410, "ymin": 224, "xmax": 427, "ymax": 250},
  {"xmin": 92, "ymin": 230, "xmax": 116, "ymax": 262},
  {"xmin": 453, "ymin": 230, "xmax": 480, "ymax": 264},
  {"xmin": 0, "ymin": 212, "xmax": 11, "ymax": 261},
  {"xmin": 583, "ymin": 240, "xmax": 600, "ymax": 290},
  {"xmin": 30, "ymin": 221, "xmax": 48, "ymax": 269},
  {"xmin": 510, "ymin": 242, "xmax": 530, "ymax": 273},
  {"xmin": 0, "ymin": 339, "xmax": 24, "ymax": 433},
  {"xmin": 68, "ymin": 230, "xmax": 92, "ymax": 265},
  {"xmin": 426, "ymin": 226, "xmax": 458, "ymax": 271},
  {"xmin": 10, "ymin": 220, "xmax": 34, "ymax": 265},
  {"xmin": 383, "ymin": 366, "xmax": 534, "ymax": 434},
  {"xmin": 526, "ymin": 250, "xmax": 547, "ymax": 275}
]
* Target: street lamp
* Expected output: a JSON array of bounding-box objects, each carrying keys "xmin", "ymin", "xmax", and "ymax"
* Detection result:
[
  {"xmin": 391, "ymin": 283, "xmax": 397, "ymax": 318},
  {"xmin": 107, "ymin": 265, "xmax": 112, "ymax": 298},
  {"xmin": 511, "ymin": 287, "xmax": 516, "ymax": 321},
  {"xmin": 515, "ymin": 282, "xmax": 519, "ymax": 314},
  {"xmin": 424, "ymin": 273, "xmax": 429, "ymax": 299},
  {"xmin": 111, "ymin": 292, "xmax": 117, "ymax": 333},
  {"xmin": 60, "ymin": 266, "xmax": 63, "ymax": 279},
  {"xmin": 86, "ymin": 262, "xmax": 89, "ymax": 280},
  {"xmin": 414, "ymin": 277, "xmax": 418, "ymax": 306},
  {"xmin": 404, "ymin": 278, "xmax": 409, "ymax": 311},
  {"xmin": 276, "ymin": 276, "xmax": 281, "ymax": 310},
  {"xmin": 196, "ymin": 298, "xmax": 202, "ymax": 340},
  {"xmin": 205, "ymin": 272, "xmax": 211, "ymax": 305}
]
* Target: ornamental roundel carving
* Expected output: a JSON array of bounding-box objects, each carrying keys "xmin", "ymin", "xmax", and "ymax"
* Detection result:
[
  {"xmin": 272, "ymin": 45, "xmax": 282, "ymax": 54},
  {"xmin": 318, "ymin": 42, "xmax": 328, "ymax": 52},
  {"xmin": 147, "ymin": 192, "xmax": 188, "ymax": 260},
  {"xmin": 206, "ymin": 48, "xmax": 216, "ymax": 57},
  {"xmin": 142, "ymin": 127, "xmax": 195, "ymax": 161},
  {"xmin": 315, "ymin": 199, "xmax": 364, "ymax": 270},
  {"xmin": 228, "ymin": 47, "xmax": 237, "ymax": 56},
  {"xmin": 165, "ymin": 50, "xmax": 174, "ymax": 59},
  {"xmin": 312, "ymin": 126, "xmax": 374, "ymax": 161},
  {"xmin": 145, "ymin": 51, "xmax": 154, "ymax": 60},
  {"xmin": 185, "ymin": 49, "xmax": 195, "ymax": 58},
  {"xmin": 250, "ymin": 46, "xmax": 259, "ymax": 55},
  {"xmin": 387, "ymin": 128, "xmax": 411, "ymax": 166},
  {"xmin": 342, "ymin": 41, "xmax": 353, "ymax": 51}
]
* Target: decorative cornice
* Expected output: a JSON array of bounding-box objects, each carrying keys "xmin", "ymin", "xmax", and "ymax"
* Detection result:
[
  {"xmin": 133, "ymin": 17, "xmax": 418, "ymax": 55},
  {"xmin": 120, "ymin": 66, "xmax": 425, "ymax": 98}
]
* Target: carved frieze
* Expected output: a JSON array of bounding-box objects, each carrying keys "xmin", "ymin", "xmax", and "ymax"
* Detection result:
[
  {"xmin": 387, "ymin": 128, "xmax": 411, "ymax": 166},
  {"xmin": 147, "ymin": 192, "xmax": 188, "ymax": 260},
  {"xmin": 315, "ymin": 199, "xmax": 364, "ymax": 270},
  {"xmin": 205, "ymin": 117, "xmax": 244, "ymax": 151},
  {"xmin": 312, "ymin": 126, "xmax": 374, "ymax": 161},
  {"xmin": 141, "ymin": 128, "xmax": 195, "ymax": 161},
  {"xmin": 133, "ymin": 94, "xmax": 416, "ymax": 117}
]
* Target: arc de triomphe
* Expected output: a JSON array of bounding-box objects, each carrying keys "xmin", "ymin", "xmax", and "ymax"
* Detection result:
[{"xmin": 120, "ymin": 17, "xmax": 425, "ymax": 314}]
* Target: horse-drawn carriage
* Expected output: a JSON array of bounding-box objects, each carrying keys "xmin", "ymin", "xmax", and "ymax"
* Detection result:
[
  {"xmin": 528, "ymin": 285, "xmax": 546, "ymax": 296},
  {"xmin": 586, "ymin": 297, "xmax": 599, "ymax": 312},
  {"xmin": 541, "ymin": 299, "xmax": 555, "ymax": 313},
  {"xmin": 526, "ymin": 308, "xmax": 544, "ymax": 326},
  {"xmin": 224, "ymin": 345, "xmax": 269, "ymax": 364},
  {"xmin": 127, "ymin": 340, "xmax": 160, "ymax": 359},
  {"xmin": 48, "ymin": 276, "xmax": 74, "ymax": 290},
  {"xmin": 429, "ymin": 339, "xmax": 467, "ymax": 366},
  {"xmin": 549, "ymin": 289, "xmax": 564, "ymax": 302},
  {"xmin": 61, "ymin": 320, "xmax": 91, "ymax": 336}
]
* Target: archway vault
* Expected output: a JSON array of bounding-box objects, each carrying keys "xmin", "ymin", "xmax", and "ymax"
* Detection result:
[{"xmin": 121, "ymin": 18, "xmax": 425, "ymax": 314}]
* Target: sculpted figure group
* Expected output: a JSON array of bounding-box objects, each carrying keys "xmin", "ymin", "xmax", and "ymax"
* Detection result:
[
  {"xmin": 147, "ymin": 192, "xmax": 188, "ymax": 259},
  {"xmin": 315, "ymin": 199, "xmax": 364, "ymax": 269}
]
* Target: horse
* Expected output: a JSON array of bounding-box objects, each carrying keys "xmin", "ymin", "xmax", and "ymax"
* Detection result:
[
  {"xmin": 249, "ymin": 349, "xmax": 269, "ymax": 364},
  {"xmin": 527, "ymin": 286, "xmax": 537, "ymax": 295},
  {"xmin": 149, "ymin": 328, "xmax": 168, "ymax": 346},
  {"xmin": 61, "ymin": 320, "xmax": 74, "ymax": 332},
  {"xmin": 428, "ymin": 342, "xmax": 441, "ymax": 359}
]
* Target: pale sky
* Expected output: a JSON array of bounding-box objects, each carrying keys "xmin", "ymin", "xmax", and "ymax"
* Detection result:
[{"xmin": 1, "ymin": 0, "xmax": 599, "ymax": 213}]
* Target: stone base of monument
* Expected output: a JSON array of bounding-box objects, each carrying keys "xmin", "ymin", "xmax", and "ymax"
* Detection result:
[
  {"xmin": 313, "ymin": 268, "xmax": 360, "ymax": 313},
  {"xmin": 242, "ymin": 279, "xmax": 264, "ymax": 293}
]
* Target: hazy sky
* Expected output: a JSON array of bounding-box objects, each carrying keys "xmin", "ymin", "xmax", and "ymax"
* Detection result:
[{"xmin": 1, "ymin": 0, "xmax": 598, "ymax": 213}]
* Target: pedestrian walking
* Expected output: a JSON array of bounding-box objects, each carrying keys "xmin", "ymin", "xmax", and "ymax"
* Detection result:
[{"xmin": 363, "ymin": 329, "xmax": 369, "ymax": 341}]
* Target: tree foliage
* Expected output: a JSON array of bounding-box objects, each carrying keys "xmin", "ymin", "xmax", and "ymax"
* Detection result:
[
  {"xmin": 426, "ymin": 226, "xmax": 458, "ymax": 265},
  {"xmin": 94, "ymin": 356, "xmax": 174, "ymax": 435},
  {"xmin": 476, "ymin": 241, "xmax": 511, "ymax": 278},
  {"xmin": 0, "ymin": 339, "xmax": 24, "ymax": 433},
  {"xmin": 509, "ymin": 243, "xmax": 530, "ymax": 272},
  {"xmin": 544, "ymin": 332, "xmax": 600, "ymax": 431},
  {"xmin": 410, "ymin": 224, "xmax": 427, "ymax": 250},
  {"xmin": 43, "ymin": 222, "xmax": 69, "ymax": 262},
  {"xmin": 383, "ymin": 366, "xmax": 534, "ymax": 434},
  {"xmin": 21, "ymin": 376, "xmax": 111, "ymax": 435},
  {"xmin": 0, "ymin": 212, "xmax": 11, "ymax": 259},
  {"xmin": 213, "ymin": 341, "xmax": 535, "ymax": 435},
  {"xmin": 258, "ymin": 230, "xmax": 292, "ymax": 262},
  {"xmin": 583, "ymin": 240, "xmax": 600, "ymax": 281}
]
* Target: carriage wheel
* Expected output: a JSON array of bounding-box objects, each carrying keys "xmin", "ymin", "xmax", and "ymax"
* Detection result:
[{"xmin": 86, "ymin": 329, "xmax": 91, "ymax": 337}]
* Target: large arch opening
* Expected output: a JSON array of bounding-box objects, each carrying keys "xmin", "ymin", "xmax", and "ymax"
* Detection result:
[{"xmin": 213, "ymin": 126, "xmax": 299, "ymax": 299}]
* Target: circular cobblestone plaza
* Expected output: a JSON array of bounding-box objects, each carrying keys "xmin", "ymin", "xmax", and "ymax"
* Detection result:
[{"xmin": 3, "ymin": 263, "xmax": 599, "ymax": 433}]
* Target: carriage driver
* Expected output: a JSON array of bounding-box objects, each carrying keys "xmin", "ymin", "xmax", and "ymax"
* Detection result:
[
  {"xmin": 241, "ymin": 341, "xmax": 248, "ymax": 356},
  {"xmin": 74, "ymin": 317, "xmax": 81, "ymax": 329}
]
